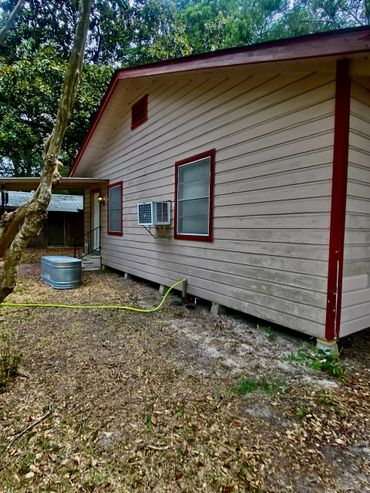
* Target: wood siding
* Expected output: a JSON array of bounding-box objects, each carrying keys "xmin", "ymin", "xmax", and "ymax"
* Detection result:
[
  {"xmin": 342, "ymin": 79, "xmax": 370, "ymax": 337},
  {"xmin": 78, "ymin": 68, "xmax": 336, "ymax": 338}
]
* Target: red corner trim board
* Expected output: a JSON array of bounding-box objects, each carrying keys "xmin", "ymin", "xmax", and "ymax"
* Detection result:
[{"xmin": 325, "ymin": 59, "xmax": 351, "ymax": 341}]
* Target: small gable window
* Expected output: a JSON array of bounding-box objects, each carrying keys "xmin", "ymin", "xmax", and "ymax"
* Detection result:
[
  {"xmin": 131, "ymin": 94, "xmax": 148, "ymax": 130},
  {"xmin": 108, "ymin": 181, "xmax": 123, "ymax": 236}
]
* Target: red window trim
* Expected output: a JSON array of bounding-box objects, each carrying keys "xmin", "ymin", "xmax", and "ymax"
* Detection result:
[
  {"xmin": 107, "ymin": 181, "xmax": 123, "ymax": 236},
  {"xmin": 131, "ymin": 94, "xmax": 148, "ymax": 130},
  {"xmin": 174, "ymin": 149, "xmax": 215, "ymax": 242}
]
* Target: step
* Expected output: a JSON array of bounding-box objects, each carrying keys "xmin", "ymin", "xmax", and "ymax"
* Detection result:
[{"xmin": 81, "ymin": 254, "xmax": 102, "ymax": 271}]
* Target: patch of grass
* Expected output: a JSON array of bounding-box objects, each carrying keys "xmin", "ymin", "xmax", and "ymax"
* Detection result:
[
  {"xmin": 231, "ymin": 378, "xmax": 258, "ymax": 394},
  {"xmin": 230, "ymin": 376, "xmax": 288, "ymax": 396},
  {"xmin": 296, "ymin": 406, "xmax": 309, "ymax": 418},
  {"xmin": 145, "ymin": 412, "xmax": 154, "ymax": 432},
  {"xmin": 256, "ymin": 324, "xmax": 277, "ymax": 342},
  {"xmin": 0, "ymin": 330, "xmax": 22, "ymax": 390},
  {"xmin": 288, "ymin": 344, "xmax": 346, "ymax": 379},
  {"xmin": 266, "ymin": 327, "xmax": 276, "ymax": 342}
]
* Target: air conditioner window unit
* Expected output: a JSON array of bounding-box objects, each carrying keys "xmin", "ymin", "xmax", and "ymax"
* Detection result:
[{"xmin": 137, "ymin": 201, "xmax": 171, "ymax": 226}]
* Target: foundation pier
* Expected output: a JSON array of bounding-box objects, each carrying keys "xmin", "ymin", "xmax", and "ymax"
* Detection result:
[
  {"xmin": 316, "ymin": 338, "xmax": 339, "ymax": 355},
  {"xmin": 211, "ymin": 302, "xmax": 226, "ymax": 316}
]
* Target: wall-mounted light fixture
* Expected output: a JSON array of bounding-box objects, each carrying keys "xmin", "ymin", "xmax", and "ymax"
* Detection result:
[{"xmin": 97, "ymin": 193, "xmax": 107, "ymax": 205}]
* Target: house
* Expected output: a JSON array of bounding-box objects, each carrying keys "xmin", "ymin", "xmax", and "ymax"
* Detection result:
[
  {"xmin": 3, "ymin": 191, "xmax": 83, "ymax": 247},
  {"xmin": 69, "ymin": 26, "xmax": 370, "ymax": 348}
]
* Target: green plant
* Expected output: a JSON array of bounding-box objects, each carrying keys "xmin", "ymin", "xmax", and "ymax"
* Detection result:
[
  {"xmin": 317, "ymin": 392, "xmax": 340, "ymax": 413},
  {"xmin": 288, "ymin": 345, "xmax": 346, "ymax": 379},
  {"xmin": 296, "ymin": 406, "xmax": 309, "ymax": 418},
  {"xmin": 145, "ymin": 412, "xmax": 154, "ymax": 432},
  {"xmin": 231, "ymin": 378, "xmax": 258, "ymax": 395},
  {"xmin": 0, "ymin": 331, "xmax": 22, "ymax": 390},
  {"xmin": 266, "ymin": 327, "xmax": 276, "ymax": 342},
  {"xmin": 230, "ymin": 376, "xmax": 288, "ymax": 395}
]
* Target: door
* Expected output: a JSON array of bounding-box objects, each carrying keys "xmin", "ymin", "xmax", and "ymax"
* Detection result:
[{"xmin": 90, "ymin": 190, "xmax": 101, "ymax": 252}]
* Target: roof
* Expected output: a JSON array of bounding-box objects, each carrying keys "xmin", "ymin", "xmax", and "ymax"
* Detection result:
[
  {"xmin": 5, "ymin": 191, "xmax": 83, "ymax": 213},
  {"xmin": 69, "ymin": 26, "xmax": 370, "ymax": 177},
  {"xmin": 0, "ymin": 177, "xmax": 108, "ymax": 191}
]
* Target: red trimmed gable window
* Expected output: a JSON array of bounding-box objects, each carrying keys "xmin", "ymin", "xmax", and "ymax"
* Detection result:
[
  {"xmin": 174, "ymin": 150, "xmax": 215, "ymax": 242},
  {"xmin": 131, "ymin": 94, "xmax": 148, "ymax": 130},
  {"xmin": 108, "ymin": 181, "xmax": 123, "ymax": 236}
]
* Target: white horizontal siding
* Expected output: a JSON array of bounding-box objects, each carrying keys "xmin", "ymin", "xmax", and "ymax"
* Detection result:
[
  {"xmin": 78, "ymin": 67, "xmax": 336, "ymax": 338},
  {"xmin": 342, "ymin": 79, "xmax": 370, "ymax": 336}
]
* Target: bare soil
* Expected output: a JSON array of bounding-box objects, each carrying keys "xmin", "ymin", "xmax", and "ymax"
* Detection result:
[{"xmin": 0, "ymin": 254, "xmax": 369, "ymax": 492}]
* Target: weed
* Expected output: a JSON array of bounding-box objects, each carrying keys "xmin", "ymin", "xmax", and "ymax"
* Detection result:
[
  {"xmin": 259, "ymin": 377, "xmax": 288, "ymax": 394},
  {"xmin": 288, "ymin": 344, "xmax": 346, "ymax": 379},
  {"xmin": 0, "ymin": 330, "xmax": 22, "ymax": 390},
  {"xmin": 296, "ymin": 406, "xmax": 309, "ymax": 418},
  {"xmin": 266, "ymin": 328, "xmax": 276, "ymax": 342},
  {"xmin": 145, "ymin": 413, "xmax": 153, "ymax": 432},
  {"xmin": 256, "ymin": 324, "xmax": 277, "ymax": 342},
  {"xmin": 317, "ymin": 392, "xmax": 340, "ymax": 413},
  {"xmin": 231, "ymin": 378, "xmax": 258, "ymax": 395},
  {"xmin": 230, "ymin": 376, "xmax": 288, "ymax": 396}
]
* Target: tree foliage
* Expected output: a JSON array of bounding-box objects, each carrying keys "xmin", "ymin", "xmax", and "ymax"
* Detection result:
[{"xmin": 0, "ymin": 0, "xmax": 368, "ymax": 176}]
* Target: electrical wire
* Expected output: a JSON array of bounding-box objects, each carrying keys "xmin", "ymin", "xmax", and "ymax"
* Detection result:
[{"xmin": 0, "ymin": 278, "xmax": 186, "ymax": 313}]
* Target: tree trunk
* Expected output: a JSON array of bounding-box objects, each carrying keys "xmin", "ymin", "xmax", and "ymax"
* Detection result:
[{"xmin": 0, "ymin": 0, "xmax": 92, "ymax": 302}]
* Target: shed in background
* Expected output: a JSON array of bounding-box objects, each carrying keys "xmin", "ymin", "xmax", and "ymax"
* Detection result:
[{"xmin": 4, "ymin": 191, "xmax": 83, "ymax": 247}]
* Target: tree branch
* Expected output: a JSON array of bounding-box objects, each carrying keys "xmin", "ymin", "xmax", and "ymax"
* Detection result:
[
  {"xmin": 5, "ymin": 404, "xmax": 53, "ymax": 451},
  {"xmin": 0, "ymin": 0, "xmax": 26, "ymax": 44}
]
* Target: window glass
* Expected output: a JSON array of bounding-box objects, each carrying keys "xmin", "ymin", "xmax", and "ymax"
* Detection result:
[
  {"xmin": 108, "ymin": 183, "xmax": 122, "ymax": 234},
  {"xmin": 177, "ymin": 157, "xmax": 211, "ymax": 236},
  {"xmin": 178, "ymin": 158, "xmax": 210, "ymax": 201}
]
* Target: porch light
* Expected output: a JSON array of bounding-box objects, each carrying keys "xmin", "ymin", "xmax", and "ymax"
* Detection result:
[{"xmin": 97, "ymin": 194, "xmax": 107, "ymax": 205}]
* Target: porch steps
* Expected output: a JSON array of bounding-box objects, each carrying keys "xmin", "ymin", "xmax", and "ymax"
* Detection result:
[{"xmin": 81, "ymin": 254, "xmax": 102, "ymax": 271}]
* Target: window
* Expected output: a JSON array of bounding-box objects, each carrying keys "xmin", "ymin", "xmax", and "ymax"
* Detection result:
[
  {"xmin": 174, "ymin": 150, "xmax": 215, "ymax": 242},
  {"xmin": 131, "ymin": 94, "xmax": 148, "ymax": 130},
  {"xmin": 108, "ymin": 182, "xmax": 123, "ymax": 235}
]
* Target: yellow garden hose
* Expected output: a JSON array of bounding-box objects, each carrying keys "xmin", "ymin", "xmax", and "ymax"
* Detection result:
[{"xmin": 0, "ymin": 279, "xmax": 186, "ymax": 313}]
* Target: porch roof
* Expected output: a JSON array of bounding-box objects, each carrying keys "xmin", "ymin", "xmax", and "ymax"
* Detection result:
[{"xmin": 0, "ymin": 177, "xmax": 108, "ymax": 192}]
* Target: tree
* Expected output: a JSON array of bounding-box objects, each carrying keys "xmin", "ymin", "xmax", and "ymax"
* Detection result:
[
  {"xmin": 0, "ymin": 0, "xmax": 367, "ymax": 178},
  {"xmin": 0, "ymin": 44, "xmax": 113, "ymax": 176},
  {"xmin": 0, "ymin": 0, "xmax": 25, "ymax": 44},
  {"xmin": 0, "ymin": 0, "xmax": 92, "ymax": 301}
]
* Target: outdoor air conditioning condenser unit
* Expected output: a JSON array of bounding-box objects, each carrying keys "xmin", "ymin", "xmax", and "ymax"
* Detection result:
[{"xmin": 137, "ymin": 201, "xmax": 171, "ymax": 226}]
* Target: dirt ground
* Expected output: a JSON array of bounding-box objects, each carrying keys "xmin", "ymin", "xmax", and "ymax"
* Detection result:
[{"xmin": 0, "ymin": 253, "xmax": 369, "ymax": 492}]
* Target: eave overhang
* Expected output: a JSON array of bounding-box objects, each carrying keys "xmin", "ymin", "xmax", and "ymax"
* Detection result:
[{"xmin": 0, "ymin": 177, "xmax": 109, "ymax": 192}]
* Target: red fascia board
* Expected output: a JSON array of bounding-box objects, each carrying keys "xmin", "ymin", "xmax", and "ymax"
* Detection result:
[
  {"xmin": 114, "ymin": 26, "xmax": 370, "ymax": 79},
  {"xmin": 70, "ymin": 26, "xmax": 370, "ymax": 176},
  {"xmin": 325, "ymin": 59, "xmax": 351, "ymax": 341}
]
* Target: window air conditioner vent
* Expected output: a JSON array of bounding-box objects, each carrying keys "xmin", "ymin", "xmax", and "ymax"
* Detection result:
[{"xmin": 137, "ymin": 201, "xmax": 171, "ymax": 226}]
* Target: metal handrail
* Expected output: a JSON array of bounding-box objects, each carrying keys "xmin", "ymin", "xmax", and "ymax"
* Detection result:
[{"xmin": 74, "ymin": 226, "xmax": 101, "ymax": 259}]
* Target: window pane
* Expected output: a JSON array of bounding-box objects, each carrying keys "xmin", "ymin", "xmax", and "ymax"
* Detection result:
[
  {"xmin": 178, "ymin": 158, "xmax": 210, "ymax": 200},
  {"xmin": 109, "ymin": 185, "xmax": 121, "ymax": 233},
  {"xmin": 178, "ymin": 198, "xmax": 209, "ymax": 235}
]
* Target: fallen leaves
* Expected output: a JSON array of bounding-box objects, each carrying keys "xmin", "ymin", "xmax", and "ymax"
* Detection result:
[{"xmin": 0, "ymin": 258, "xmax": 369, "ymax": 492}]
